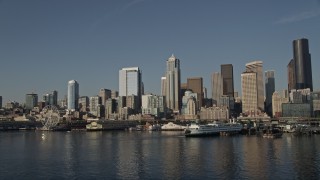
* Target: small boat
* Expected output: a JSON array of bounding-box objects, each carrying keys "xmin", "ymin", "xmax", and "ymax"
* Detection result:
[
  {"xmin": 161, "ymin": 122, "xmax": 186, "ymax": 131},
  {"xmin": 148, "ymin": 124, "xmax": 161, "ymax": 131},
  {"xmin": 129, "ymin": 125, "xmax": 145, "ymax": 131},
  {"xmin": 263, "ymin": 128, "xmax": 283, "ymax": 138}
]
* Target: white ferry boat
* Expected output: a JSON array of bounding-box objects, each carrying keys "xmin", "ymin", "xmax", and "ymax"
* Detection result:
[
  {"xmin": 185, "ymin": 121, "xmax": 242, "ymax": 137},
  {"xmin": 161, "ymin": 122, "xmax": 186, "ymax": 131}
]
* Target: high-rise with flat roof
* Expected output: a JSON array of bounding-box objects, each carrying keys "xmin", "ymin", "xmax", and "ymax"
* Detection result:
[
  {"xmin": 78, "ymin": 96, "xmax": 89, "ymax": 112},
  {"xmin": 119, "ymin": 67, "xmax": 142, "ymax": 96},
  {"xmin": 293, "ymin": 38, "xmax": 313, "ymax": 91},
  {"xmin": 0, "ymin": 96, "xmax": 2, "ymax": 108},
  {"xmin": 265, "ymin": 70, "xmax": 275, "ymax": 116},
  {"xmin": 165, "ymin": 54, "xmax": 181, "ymax": 113},
  {"xmin": 43, "ymin": 90, "xmax": 58, "ymax": 106},
  {"xmin": 99, "ymin": 88, "xmax": 111, "ymax": 106},
  {"xmin": 119, "ymin": 67, "xmax": 142, "ymax": 110},
  {"xmin": 212, "ymin": 72, "xmax": 223, "ymax": 106},
  {"xmin": 187, "ymin": 77, "xmax": 203, "ymax": 109},
  {"xmin": 246, "ymin": 61, "xmax": 264, "ymax": 111},
  {"xmin": 111, "ymin": 90, "xmax": 118, "ymax": 99},
  {"xmin": 221, "ymin": 64, "xmax": 234, "ymax": 97},
  {"xmin": 241, "ymin": 71, "xmax": 258, "ymax": 115},
  {"xmin": 68, "ymin": 80, "xmax": 79, "ymax": 110},
  {"xmin": 26, "ymin": 93, "xmax": 38, "ymax": 110},
  {"xmin": 287, "ymin": 59, "xmax": 296, "ymax": 92},
  {"xmin": 90, "ymin": 96, "xmax": 102, "ymax": 116}
]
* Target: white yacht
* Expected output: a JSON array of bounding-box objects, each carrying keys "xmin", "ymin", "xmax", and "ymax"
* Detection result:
[
  {"xmin": 185, "ymin": 121, "xmax": 242, "ymax": 137},
  {"xmin": 161, "ymin": 122, "xmax": 186, "ymax": 131}
]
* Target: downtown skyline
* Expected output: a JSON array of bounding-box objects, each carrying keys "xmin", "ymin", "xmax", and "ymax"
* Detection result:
[{"xmin": 1, "ymin": 0, "xmax": 320, "ymax": 103}]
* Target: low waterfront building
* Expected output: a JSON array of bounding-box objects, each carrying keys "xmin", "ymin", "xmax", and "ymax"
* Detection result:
[
  {"xmin": 289, "ymin": 88, "xmax": 311, "ymax": 103},
  {"xmin": 282, "ymin": 103, "xmax": 311, "ymax": 118},
  {"xmin": 199, "ymin": 106, "xmax": 229, "ymax": 120},
  {"xmin": 311, "ymin": 91, "xmax": 320, "ymax": 117}
]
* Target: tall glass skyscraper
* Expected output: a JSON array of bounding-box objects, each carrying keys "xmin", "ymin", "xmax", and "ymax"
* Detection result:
[
  {"xmin": 265, "ymin": 70, "xmax": 275, "ymax": 116},
  {"xmin": 221, "ymin": 64, "xmax": 234, "ymax": 97},
  {"xmin": 165, "ymin": 54, "xmax": 181, "ymax": 113},
  {"xmin": 293, "ymin": 38, "xmax": 313, "ymax": 91},
  {"xmin": 68, "ymin": 80, "xmax": 79, "ymax": 110}
]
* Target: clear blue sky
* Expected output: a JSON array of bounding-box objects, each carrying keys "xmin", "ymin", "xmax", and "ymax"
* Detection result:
[{"xmin": 1, "ymin": 0, "xmax": 320, "ymax": 103}]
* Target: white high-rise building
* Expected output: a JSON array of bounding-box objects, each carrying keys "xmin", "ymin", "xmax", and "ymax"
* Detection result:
[
  {"xmin": 212, "ymin": 72, "xmax": 223, "ymax": 106},
  {"xmin": 119, "ymin": 67, "xmax": 142, "ymax": 97},
  {"xmin": 165, "ymin": 54, "xmax": 181, "ymax": 113},
  {"xmin": 246, "ymin": 61, "xmax": 264, "ymax": 111},
  {"xmin": 67, "ymin": 80, "xmax": 79, "ymax": 110},
  {"xmin": 241, "ymin": 71, "xmax": 258, "ymax": 115},
  {"xmin": 119, "ymin": 67, "xmax": 142, "ymax": 111}
]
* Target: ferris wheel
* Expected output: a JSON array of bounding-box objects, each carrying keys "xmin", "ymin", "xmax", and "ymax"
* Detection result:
[{"xmin": 40, "ymin": 105, "xmax": 60, "ymax": 130}]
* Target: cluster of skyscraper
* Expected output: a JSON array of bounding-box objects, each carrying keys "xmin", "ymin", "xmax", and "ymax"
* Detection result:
[{"xmin": 3, "ymin": 38, "xmax": 317, "ymax": 120}]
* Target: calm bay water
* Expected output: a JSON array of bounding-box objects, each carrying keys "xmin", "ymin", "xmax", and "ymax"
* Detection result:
[{"xmin": 1, "ymin": 131, "xmax": 320, "ymax": 179}]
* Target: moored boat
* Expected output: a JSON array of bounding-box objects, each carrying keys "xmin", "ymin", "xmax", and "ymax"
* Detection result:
[
  {"xmin": 161, "ymin": 122, "xmax": 186, "ymax": 131},
  {"xmin": 185, "ymin": 121, "xmax": 242, "ymax": 137},
  {"xmin": 262, "ymin": 128, "xmax": 283, "ymax": 138}
]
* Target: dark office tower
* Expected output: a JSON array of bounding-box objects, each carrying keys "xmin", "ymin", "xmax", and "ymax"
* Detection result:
[
  {"xmin": 52, "ymin": 90, "xmax": 58, "ymax": 106},
  {"xmin": 265, "ymin": 70, "xmax": 275, "ymax": 117},
  {"xmin": 293, "ymin": 38, "xmax": 313, "ymax": 91},
  {"xmin": 287, "ymin": 59, "xmax": 296, "ymax": 92},
  {"xmin": 221, "ymin": 64, "xmax": 234, "ymax": 97},
  {"xmin": 187, "ymin": 77, "xmax": 203, "ymax": 109}
]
